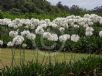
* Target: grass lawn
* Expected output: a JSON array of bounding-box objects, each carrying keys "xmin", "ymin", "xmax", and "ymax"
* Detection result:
[{"xmin": 0, "ymin": 48, "xmax": 94, "ymax": 68}]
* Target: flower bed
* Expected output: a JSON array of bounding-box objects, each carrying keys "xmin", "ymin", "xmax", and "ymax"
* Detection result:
[{"xmin": 0, "ymin": 14, "xmax": 102, "ymax": 53}]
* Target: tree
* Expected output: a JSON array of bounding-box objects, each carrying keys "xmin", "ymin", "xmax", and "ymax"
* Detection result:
[
  {"xmin": 70, "ymin": 5, "xmax": 82, "ymax": 15},
  {"xmin": 93, "ymin": 6, "xmax": 102, "ymax": 12},
  {"xmin": 56, "ymin": 2, "xmax": 64, "ymax": 9}
]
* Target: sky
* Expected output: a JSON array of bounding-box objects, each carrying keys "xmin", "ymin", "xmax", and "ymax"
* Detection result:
[{"xmin": 47, "ymin": 0, "xmax": 102, "ymax": 10}]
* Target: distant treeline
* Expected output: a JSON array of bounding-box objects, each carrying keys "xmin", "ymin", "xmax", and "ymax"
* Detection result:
[
  {"xmin": 0, "ymin": 0, "xmax": 102, "ymax": 19},
  {"xmin": 0, "ymin": 0, "xmax": 68, "ymax": 14}
]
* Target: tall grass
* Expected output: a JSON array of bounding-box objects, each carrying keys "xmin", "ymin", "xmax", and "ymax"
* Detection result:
[{"xmin": 0, "ymin": 55, "xmax": 102, "ymax": 76}]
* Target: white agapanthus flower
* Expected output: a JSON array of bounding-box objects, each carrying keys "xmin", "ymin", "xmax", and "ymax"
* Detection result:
[
  {"xmin": 83, "ymin": 24, "xmax": 89, "ymax": 28},
  {"xmin": 8, "ymin": 23, "xmax": 18, "ymax": 28},
  {"xmin": 31, "ymin": 18, "xmax": 39, "ymax": 26},
  {"xmin": 43, "ymin": 32, "xmax": 58, "ymax": 41},
  {"xmin": 86, "ymin": 27, "xmax": 94, "ymax": 32},
  {"xmin": 44, "ymin": 19, "xmax": 50, "ymax": 24},
  {"xmin": 59, "ymin": 34, "xmax": 70, "ymax": 42},
  {"xmin": 22, "ymin": 43, "xmax": 27, "ymax": 48},
  {"xmin": 9, "ymin": 31, "xmax": 18, "ymax": 37},
  {"xmin": 48, "ymin": 22, "xmax": 58, "ymax": 28},
  {"xmin": 48, "ymin": 34, "xmax": 58, "ymax": 41},
  {"xmin": 20, "ymin": 19, "xmax": 31, "ymax": 25},
  {"xmin": 99, "ymin": 19, "xmax": 102, "ymax": 24},
  {"xmin": 59, "ymin": 27, "xmax": 65, "ymax": 32},
  {"xmin": 71, "ymin": 34, "xmax": 80, "ymax": 42},
  {"xmin": 40, "ymin": 24, "xmax": 47, "ymax": 28},
  {"xmin": 84, "ymin": 14, "xmax": 90, "ymax": 18},
  {"xmin": 21, "ymin": 30, "xmax": 30, "ymax": 37},
  {"xmin": 26, "ymin": 33, "xmax": 36, "ymax": 40},
  {"xmin": 29, "ymin": 24, "xmax": 35, "ymax": 29},
  {"xmin": 85, "ymin": 31, "xmax": 93, "ymax": 36},
  {"xmin": 0, "ymin": 19, "xmax": 11, "ymax": 25},
  {"xmin": 39, "ymin": 20, "xmax": 46, "ymax": 25},
  {"xmin": 7, "ymin": 41, "xmax": 14, "ymax": 47},
  {"xmin": 35, "ymin": 27, "xmax": 44, "ymax": 34},
  {"xmin": 79, "ymin": 22, "xmax": 86, "ymax": 26},
  {"xmin": 0, "ymin": 40, "xmax": 3, "ymax": 46},
  {"xmin": 85, "ymin": 27, "xmax": 94, "ymax": 36},
  {"xmin": 12, "ymin": 35, "xmax": 24, "ymax": 45},
  {"xmin": 8, "ymin": 19, "xmax": 22, "ymax": 28},
  {"xmin": 73, "ymin": 25, "xmax": 79, "ymax": 28},
  {"xmin": 99, "ymin": 31, "xmax": 102, "ymax": 37},
  {"xmin": 43, "ymin": 32, "xmax": 51, "ymax": 39},
  {"xmin": 13, "ymin": 18, "xmax": 22, "ymax": 25},
  {"xmin": 88, "ymin": 22, "xmax": 93, "ymax": 25}
]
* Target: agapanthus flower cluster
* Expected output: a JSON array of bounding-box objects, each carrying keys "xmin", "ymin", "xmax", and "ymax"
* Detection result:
[
  {"xmin": 21, "ymin": 30, "xmax": 36, "ymax": 40},
  {"xmin": 12, "ymin": 35, "xmax": 24, "ymax": 45},
  {"xmin": 0, "ymin": 14, "xmax": 102, "ymax": 48},
  {"xmin": 85, "ymin": 27, "xmax": 94, "ymax": 36},
  {"xmin": 0, "ymin": 14, "xmax": 101, "ymax": 29},
  {"xmin": 26, "ymin": 33, "xmax": 36, "ymax": 40},
  {"xmin": 22, "ymin": 43, "xmax": 27, "ymax": 48},
  {"xmin": 59, "ymin": 34, "xmax": 70, "ymax": 42},
  {"xmin": 71, "ymin": 34, "xmax": 80, "ymax": 42},
  {"xmin": 43, "ymin": 32, "xmax": 58, "ymax": 41},
  {"xmin": 99, "ymin": 31, "xmax": 102, "ymax": 37},
  {"xmin": 21, "ymin": 30, "xmax": 30, "ymax": 37},
  {"xmin": 0, "ymin": 40, "xmax": 3, "ymax": 46},
  {"xmin": 7, "ymin": 41, "xmax": 14, "ymax": 47},
  {"xmin": 9, "ymin": 30, "xmax": 18, "ymax": 37}
]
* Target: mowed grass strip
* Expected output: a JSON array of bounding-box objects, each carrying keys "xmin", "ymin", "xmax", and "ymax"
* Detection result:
[{"xmin": 0, "ymin": 48, "xmax": 94, "ymax": 68}]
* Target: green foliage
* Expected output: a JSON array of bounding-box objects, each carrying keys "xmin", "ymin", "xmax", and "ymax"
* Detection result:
[
  {"xmin": 1, "ymin": 56, "xmax": 102, "ymax": 76},
  {"xmin": 0, "ymin": 11, "xmax": 69, "ymax": 20}
]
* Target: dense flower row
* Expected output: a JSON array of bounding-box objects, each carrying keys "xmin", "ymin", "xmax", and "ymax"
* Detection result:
[{"xmin": 0, "ymin": 14, "xmax": 102, "ymax": 52}]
